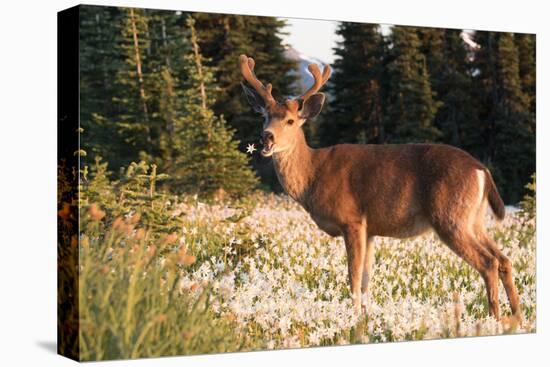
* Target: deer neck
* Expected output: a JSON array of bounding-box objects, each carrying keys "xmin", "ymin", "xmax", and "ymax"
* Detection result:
[{"xmin": 272, "ymin": 129, "xmax": 315, "ymax": 204}]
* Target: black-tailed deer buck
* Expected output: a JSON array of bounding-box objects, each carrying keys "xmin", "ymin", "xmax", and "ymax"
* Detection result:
[{"xmin": 239, "ymin": 54, "xmax": 521, "ymax": 321}]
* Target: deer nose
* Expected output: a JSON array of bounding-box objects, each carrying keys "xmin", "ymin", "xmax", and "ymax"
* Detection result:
[{"xmin": 262, "ymin": 130, "xmax": 274, "ymax": 145}]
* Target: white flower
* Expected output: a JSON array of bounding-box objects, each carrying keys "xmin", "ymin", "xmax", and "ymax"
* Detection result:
[
  {"xmin": 246, "ymin": 143, "xmax": 256, "ymax": 154},
  {"xmin": 177, "ymin": 194, "xmax": 534, "ymax": 346}
]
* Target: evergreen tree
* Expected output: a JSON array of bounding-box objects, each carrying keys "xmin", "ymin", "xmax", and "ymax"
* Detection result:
[
  {"xmin": 140, "ymin": 10, "xmax": 190, "ymax": 167},
  {"xmin": 470, "ymin": 31, "xmax": 499, "ymax": 163},
  {"xmin": 80, "ymin": 7, "xmax": 191, "ymax": 171},
  {"xmin": 515, "ymin": 33, "xmax": 536, "ymax": 121},
  {"xmin": 417, "ymin": 28, "xmax": 445, "ymax": 83},
  {"xmin": 111, "ymin": 7, "xmax": 154, "ymax": 165},
  {"xmin": 472, "ymin": 31, "xmax": 535, "ymax": 202},
  {"xmin": 79, "ymin": 6, "xmax": 125, "ymax": 164},
  {"xmin": 493, "ymin": 33, "xmax": 535, "ymax": 202},
  {"xmin": 156, "ymin": 66, "xmax": 184, "ymax": 168},
  {"xmin": 384, "ymin": 26, "xmax": 441, "ymax": 143},
  {"xmin": 321, "ymin": 22, "xmax": 386, "ymax": 145},
  {"xmin": 168, "ymin": 16, "xmax": 258, "ymax": 198},
  {"xmin": 417, "ymin": 28, "xmax": 478, "ymax": 147},
  {"xmin": 106, "ymin": 8, "xmax": 190, "ymax": 169},
  {"xmin": 145, "ymin": 10, "xmax": 188, "ymax": 75}
]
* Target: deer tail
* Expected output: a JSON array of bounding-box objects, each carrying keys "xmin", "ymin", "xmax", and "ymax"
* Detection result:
[{"xmin": 486, "ymin": 170, "xmax": 505, "ymax": 221}]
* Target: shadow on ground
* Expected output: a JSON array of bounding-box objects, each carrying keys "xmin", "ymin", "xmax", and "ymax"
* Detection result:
[{"xmin": 36, "ymin": 340, "xmax": 57, "ymax": 354}]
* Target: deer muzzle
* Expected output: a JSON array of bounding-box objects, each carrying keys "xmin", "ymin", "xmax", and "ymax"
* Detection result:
[{"xmin": 261, "ymin": 130, "xmax": 275, "ymax": 157}]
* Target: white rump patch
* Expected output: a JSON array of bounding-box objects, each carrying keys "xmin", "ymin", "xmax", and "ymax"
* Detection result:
[
  {"xmin": 475, "ymin": 170, "xmax": 485, "ymax": 209},
  {"xmin": 468, "ymin": 169, "xmax": 486, "ymax": 234}
]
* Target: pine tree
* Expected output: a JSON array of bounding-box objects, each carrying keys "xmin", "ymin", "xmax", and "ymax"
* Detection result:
[
  {"xmin": 190, "ymin": 14, "xmax": 254, "ymax": 146},
  {"xmin": 515, "ymin": 33, "xmax": 536, "ymax": 121},
  {"xmin": 493, "ymin": 33, "xmax": 535, "ymax": 202},
  {"xmin": 417, "ymin": 28, "xmax": 478, "ymax": 147},
  {"xmin": 470, "ymin": 31, "xmax": 499, "ymax": 163},
  {"xmin": 417, "ymin": 28, "xmax": 445, "ymax": 82},
  {"xmin": 320, "ymin": 22, "xmax": 386, "ymax": 145},
  {"xmin": 81, "ymin": 7, "xmax": 193, "ymax": 171},
  {"xmin": 79, "ymin": 6, "xmax": 125, "ymax": 165},
  {"xmin": 141, "ymin": 11, "xmax": 190, "ymax": 167},
  {"xmin": 471, "ymin": 31, "xmax": 535, "ymax": 202},
  {"xmin": 384, "ymin": 26, "xmax": 441, "ymax": 143},
  {"xmin": 145, "ymin": 10, "xmax": 187, "ymax": 75},
  {"xmin": 156, "ymin": 66, "xmax": 183, "ymax": 168},
  {"xmin": 111, "ymin": 7, "xmax": 154, "ymax": 165},
  {"xmin": 168, "ymin": 16, "xmax": 258, "ymax": 198}
]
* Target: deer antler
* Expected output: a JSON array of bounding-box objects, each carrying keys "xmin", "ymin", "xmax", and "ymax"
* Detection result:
[
  {"xmin": 239, "ymin": 54, "xmax": 276, "ymax": 106},
  {"xmin": 298, "ymin": 63, "xmax": 332, "ymax": 101}
]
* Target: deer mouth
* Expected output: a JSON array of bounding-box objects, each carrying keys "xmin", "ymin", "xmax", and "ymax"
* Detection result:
[{"xmin": 261, "ymin": 142, "xmax": 275, "ymax": 157}]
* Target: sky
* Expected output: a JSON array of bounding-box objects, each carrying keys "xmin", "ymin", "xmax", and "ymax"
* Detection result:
[
  {"xmin": 280, "ymin": 18, "xmax": 340, "ymax": 64},
  {"xmin": 280, "ymin": 18, "xmax": 392, "ymax": 64}
]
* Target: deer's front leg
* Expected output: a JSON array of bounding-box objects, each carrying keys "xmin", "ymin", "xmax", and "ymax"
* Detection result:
[
  {"xmin": 343, "ymin": 221, "xmax": 367, "ymax": 313},
  {"xmin": 361, "ymin": 236, "xmax": 375, "ymax": 305}
]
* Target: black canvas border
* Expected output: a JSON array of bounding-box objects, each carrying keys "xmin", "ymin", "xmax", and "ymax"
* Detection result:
[{"xmin": 57, "ymin": 4, "xmax": 80, "ymax": 361}]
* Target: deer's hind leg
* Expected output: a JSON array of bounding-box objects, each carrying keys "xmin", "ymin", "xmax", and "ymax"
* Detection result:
[
  {"xmin": 470, "ymin": 182, "xmax": 521, "ymax": 319},
  {"xmin": 478, "ymin": 230, "xmax": 522, "ymax": 318},
  {"xmin": 429, "ymin": 168, "xmax": 502, "ymax": 319},
  {"xmin": 435, "ymin": 225, "xmax": 501, "ymax": 319}
]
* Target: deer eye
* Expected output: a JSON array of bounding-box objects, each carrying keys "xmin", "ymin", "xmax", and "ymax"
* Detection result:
[{"xmin": 287, "ymin": 119, "xmax": 295, "ymax": 125}]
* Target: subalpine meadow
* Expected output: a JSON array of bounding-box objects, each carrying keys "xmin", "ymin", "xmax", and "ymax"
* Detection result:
[{"xmin": 71, "ymin": 160, "xmax": 535, "ymax": 360}]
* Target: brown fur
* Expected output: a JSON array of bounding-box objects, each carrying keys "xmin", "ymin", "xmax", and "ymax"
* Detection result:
[{"xmin": 239, "ymin": 55, "xmax": 521, "ymax": 320}]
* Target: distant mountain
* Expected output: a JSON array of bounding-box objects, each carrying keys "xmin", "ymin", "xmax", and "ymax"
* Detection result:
[
  {"xmin": 284, "ymin": 32, "xmax": 479, "ymax": 99},
  {"xmin": 460, "ymin": 30, "xmax": 480, "ymax": 50},
  {"xmin": 283, "ymin": 46, "xmax": 330, "ymax": 97}
]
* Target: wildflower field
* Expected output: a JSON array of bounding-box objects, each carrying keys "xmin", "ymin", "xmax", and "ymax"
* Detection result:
[{"xmin": 72, "ymin": 163, "xmax": 536, "ymax": 361}]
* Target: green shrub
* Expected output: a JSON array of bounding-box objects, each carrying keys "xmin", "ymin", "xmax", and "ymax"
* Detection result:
[
  {"xmin": 78, "ymin": 160, "xmax": 255, "ymax": 360},
  {"xmin": 520, "ymin": 173, "xmax": 536, "ymax": 221}
]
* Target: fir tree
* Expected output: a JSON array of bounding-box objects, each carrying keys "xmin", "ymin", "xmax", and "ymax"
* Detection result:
[
  {"xmin": 470, "ymin": 31, "xmax": 500, "ymax": 163},
  {"xmin": 493, "ymin": 33, "xmax": 535, "ymax": 202},
  {"xmin": 515, "ymin": 33, "xmax": 536, "ymax": 121},
  {"xmin": 190, "ymin": 14, "xmax": 254, "ymax": 145},
  {"xmin": 112, "ymin": 7, "xmax": 154, "ymax": 165},
  {"xmin": 169, "ymin": 16, "xmax": 258, "ymax": 198},
  {"xmin": 79, "ymin": 6, "xmax": 125, "ymax": 165},
  {"xmin": 321, "ymin": 22, "xmax": 386, "ymax": 145},
  {"xmin": 141, "ymin": 11, "xmax": 190, "ymax": 168},
  {"xmin": 471, "ymin": 31, "xmax": 535, "ymax": 202},
  {"xmin": 417, "ymin": 28, "xmax": 478, "ymax": 147},
  {"xmin": 156, "ymin": 66, "xmax": 183, "ymax": 168},
  {"xmin": 145, "ymin": 10, "xmax": 187, "ymax": 75},
  {"xmin": 384, "ymin": 26, "xmax": 442, "ymax": 143}
]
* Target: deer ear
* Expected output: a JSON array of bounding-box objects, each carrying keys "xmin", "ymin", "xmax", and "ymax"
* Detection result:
[
  {"xmin": 241, "ymin": 82, "xmax": 266, "ymax": 114},
  {"xmin": 299, "ymin": 93, "xmax": 325, "ymax": 120}
]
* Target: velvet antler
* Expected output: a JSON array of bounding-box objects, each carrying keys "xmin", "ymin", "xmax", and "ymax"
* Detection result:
[{"xmin": 239, "ymin": 54, "xmax": 276, "ymax": 106}]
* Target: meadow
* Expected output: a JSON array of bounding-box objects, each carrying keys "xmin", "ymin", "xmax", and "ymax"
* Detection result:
[{"xmin": 75, "ymin": 163, "xmax": 536, "ymax": 360}]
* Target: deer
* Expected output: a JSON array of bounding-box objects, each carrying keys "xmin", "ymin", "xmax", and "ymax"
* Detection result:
[{"xmin": 238, "ymin": 54, "xmax": 521, "ymax": 322}]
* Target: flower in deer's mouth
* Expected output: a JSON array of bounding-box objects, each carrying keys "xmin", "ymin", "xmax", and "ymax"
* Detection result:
[{"xmin": 246, "ymin": 143, "xmax": 256, "ymax": 155}]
